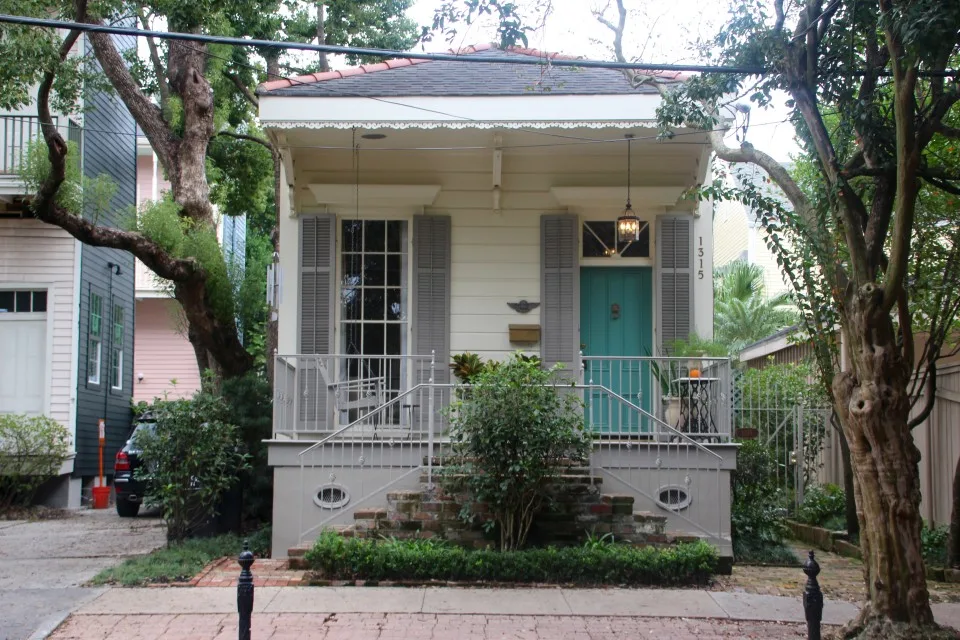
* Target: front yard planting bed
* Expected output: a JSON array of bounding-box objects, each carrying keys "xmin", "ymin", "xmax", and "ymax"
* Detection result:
[
  {"xmin": 786, "ymin": 520, "xmax": 861, "ymax": 561},
  {"xmin": 304, "ymin": 532, "xmax": 718, "ymax": 586}
]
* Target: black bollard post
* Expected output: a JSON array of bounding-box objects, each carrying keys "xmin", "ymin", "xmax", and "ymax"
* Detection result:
[
  {"xmin": 238, "ymin": 540, "xmax": 255, "ymax": 640},
  {"xmin": 803, "ymin": 550, "xmax": 823, "ymax": 640}
]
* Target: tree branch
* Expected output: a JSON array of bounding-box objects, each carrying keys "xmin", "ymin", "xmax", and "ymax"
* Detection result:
[
  {"xmin": 865, "ymin": 177, "xmax": 895, "ymax": 277},
  {"xmin": 593, "ymin": 0, "xmax": 627, "ymax": 63},
  {"xmin": 709, "ymin": 129, "xmax": 813, "ymax": 222},
  {"xmin": 317, "ymin": 2, "xmax": 330, "ymax": 73},
  {"xmin": 216, "ymin": 130, "xmax": 275, "ymax": 154},
  {"xmin": 909, "ymin": 364, "xmax": 937, "ymax": 429},
  {"xmin": 880, "ymin": 0, "xmax": 922, "ymax": 313},
  {"xmin": 224, "ymin": 71, "xmax": 258, "ymax": 107},
  {"xmin": 33, "ymin": 20, "xmax": 199, "ymax": 284},
  {"xmin": 83, "ymin": 18, "xmax": 176, "ymax": 171},
  {"xmin": 137, "ymin": 9, "xmax": 170, "ymax": 112},
  {"xmin": 936, "ymin": 123, "xmax": 960, "ymax": 140},
  {"xmin": 923, "ymin": 175, "xmax": 960, "ymax": 196},
  {"xmin": 774, "ymin": 0, "xmax": 786, "ymax": 32}
]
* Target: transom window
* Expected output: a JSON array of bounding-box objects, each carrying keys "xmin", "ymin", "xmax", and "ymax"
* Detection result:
[
  {"xmin": 583, "ymin": 221, "xmax": 650, "ymax": 258},
  {"xmin": 0, "ymin": 290, "xmax": 47, "ymax": 313}
]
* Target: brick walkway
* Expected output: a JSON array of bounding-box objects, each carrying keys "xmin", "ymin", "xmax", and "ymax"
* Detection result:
[
  {"xmin": 190, "ymin": 558, "xmax": 308, "ymax": 587},
  {"xmin": 49, "ymin": 612, "xmax": 821, "ymax": 639},
  {"xmin": 713, "ymin": 544, "xmax": 960, "ymax": 604}
]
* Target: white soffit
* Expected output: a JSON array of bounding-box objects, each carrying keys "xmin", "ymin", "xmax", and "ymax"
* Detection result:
[
  {"xmin": 550, "ymin": 186, "xmax": 687, "ymax": 210},
  {"xmin": 308, "ymin": 184, "xmax": 441, "ymax": 208}
]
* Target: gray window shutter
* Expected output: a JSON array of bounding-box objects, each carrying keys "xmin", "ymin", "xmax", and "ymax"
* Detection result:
[
  {"xmin": 657, "ymin": 216, "xmax": 694, "ymax": 351},
  {"xmin": 541, "ymin": 214, "xmax": 579, "ymax": 374},
  {"xmin": 412, "ymin": 215, "xmax": 451, "ymax": 382},
  {"xmin": 299, "ymin": 214, "xmax": 336, "ymax": 428},
  {"xmin": 413, "ymin": 215, "xmax": 451, "ymax": 433}
]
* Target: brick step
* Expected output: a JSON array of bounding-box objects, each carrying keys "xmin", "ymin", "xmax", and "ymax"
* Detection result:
[
  {"xmin": 286, "ymin": 545, "xmax": 310, "ymax": 569},
  {"xmin": 667, "ymin": 531, "xmax": 705, "ymax": 544},
  {"xmin": 633, "ymin": 511, "xmax": 668, "ymax": 535},
  {"xmin": 352, "ymin": 507, "xmax": 387, "ymax": 520},
  {"xmin": 386, "ymin": 490, "xmax": 426, "ymax": 502}
]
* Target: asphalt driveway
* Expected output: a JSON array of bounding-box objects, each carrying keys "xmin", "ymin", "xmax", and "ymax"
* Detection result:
[{"xmin": 0, "ymin": 508, "xmax": 165, "ymax": 640}]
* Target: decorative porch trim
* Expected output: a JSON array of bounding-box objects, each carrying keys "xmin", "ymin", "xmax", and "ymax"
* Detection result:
[
  {"xmin": 307, "ymin": 184, "xmax": 441, "ymax": 208},
  {"xmin": 550, "ymin": 186, "xmax": 687, "ymax": 210},
  {"xmin": 263, "ymin": 120, "xmax": 659, "ymax": 131}
]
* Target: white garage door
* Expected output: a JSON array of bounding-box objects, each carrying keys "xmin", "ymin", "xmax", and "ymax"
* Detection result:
[{"xmin": 0, "ymin": 291, "xmax": 47, "ymax": 415}]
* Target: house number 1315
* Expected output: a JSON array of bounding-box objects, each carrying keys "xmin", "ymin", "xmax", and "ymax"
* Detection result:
[{"xmin": 697, "ymin": 237, "xmax": 704, "ymax": 279}]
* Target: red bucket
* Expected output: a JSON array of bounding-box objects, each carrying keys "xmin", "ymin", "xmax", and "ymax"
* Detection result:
[{"xmin": 92, "ymin": 486, "xmax": 111, "ymax": 509}]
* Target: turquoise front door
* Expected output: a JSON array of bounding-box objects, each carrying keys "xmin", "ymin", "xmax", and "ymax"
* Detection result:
[{"xmin": 580, "ymin": 267, "xmax": 653, "ymax": 434}]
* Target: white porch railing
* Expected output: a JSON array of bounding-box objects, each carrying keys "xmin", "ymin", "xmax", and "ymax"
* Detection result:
[
  {"xmin": 580, "ymin": 355, "xmax": 733, "ymax": 441},
  {"xmin": 274, "ymin": 354, "xmax": 443, "ymax": 438},
  {"xmin": 279, "ymin": 353, "xmax": 733, "ymax": 549}
]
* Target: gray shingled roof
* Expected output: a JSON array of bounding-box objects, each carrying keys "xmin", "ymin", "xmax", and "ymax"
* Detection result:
[{"xmin": 264, "ymin": 48, "xmax": 666, "ymax": 97}]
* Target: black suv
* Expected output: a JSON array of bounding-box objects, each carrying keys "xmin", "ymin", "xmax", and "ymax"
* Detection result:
[{"xmin": 113, "ymin": 415, "xmax": 155, "ymax": 517}]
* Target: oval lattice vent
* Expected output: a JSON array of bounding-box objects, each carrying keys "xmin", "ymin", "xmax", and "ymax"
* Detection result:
[
  {"xmin": 313, "ymin": 484, "xmax": 350, "ymax": 510},
  {"xmin": 655, "ymin": 485, "xmax": 692, "ymax": 511}
]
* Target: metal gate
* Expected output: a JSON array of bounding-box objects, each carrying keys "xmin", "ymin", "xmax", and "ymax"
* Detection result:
[{"xmin": 732, "ymin": 370, "xmax": 832, "ymax": 514}]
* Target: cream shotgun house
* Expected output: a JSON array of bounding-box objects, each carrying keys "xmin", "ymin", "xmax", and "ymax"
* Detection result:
[{"xmin": 258, "ymin": 44, "xmax": 737, "ymax": 558}]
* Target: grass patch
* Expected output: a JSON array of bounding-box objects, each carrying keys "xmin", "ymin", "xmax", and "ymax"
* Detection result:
[
  {"xmin": 304, "ymin": 533, "xmax": 718, "ymax": 586},
  {"xmin": 734, "ymin": 539, "xmax": 800, "ymax": 566},
  {"xmin": 91, "ymin": 527, "xmax": 271, "ymax": 586}
]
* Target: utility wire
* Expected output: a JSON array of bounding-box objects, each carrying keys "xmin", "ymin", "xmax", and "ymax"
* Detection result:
[
  {"xmin": 2, "ymin": 13, "xmax": 957, "ymax": 77},
  {"xmin": 0, "ymin": 13, "xmax": 763, "ymax": 74}
]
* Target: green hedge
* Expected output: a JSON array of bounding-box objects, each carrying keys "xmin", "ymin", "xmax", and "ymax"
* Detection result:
[{"xmin": 304, "ymin": 533, "xmax": 718, "ymax": 586}]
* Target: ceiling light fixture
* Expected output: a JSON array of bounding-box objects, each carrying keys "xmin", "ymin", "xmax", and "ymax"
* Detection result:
[{"xmin": 616, "ymin": 134, "xmax": 641, "ymax": 244}]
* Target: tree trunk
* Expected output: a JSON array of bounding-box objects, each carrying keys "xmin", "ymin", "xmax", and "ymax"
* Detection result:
[
  {"xmin": 833, "ymin": 284, "xmax": 948, "ymax": 638},
  {"xmin": 949, "ymin": 454, "xmax": 960, "ymax": 568},
  {"xmin": 265, "ymin": 150, "xmax": 282, "ymax": 386},
  {"xmin": 317, "ymin": 3, "xmax": 329, "ymax": 72}
]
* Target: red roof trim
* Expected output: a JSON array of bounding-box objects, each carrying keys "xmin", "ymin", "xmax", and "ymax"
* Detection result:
[{"xmin": 258, "ymin": 42, "xmax": 685, "ymax": 92}]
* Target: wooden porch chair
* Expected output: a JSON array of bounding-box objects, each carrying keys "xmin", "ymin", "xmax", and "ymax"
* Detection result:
[{"xmin": 316, "ymin": 358, "xmax": 387, "ymax": 427}]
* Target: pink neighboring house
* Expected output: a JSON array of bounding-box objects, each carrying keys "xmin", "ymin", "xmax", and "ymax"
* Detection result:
[{"xmin": 134, "ymin": 138, "xmax": 200, "ymax": 401}]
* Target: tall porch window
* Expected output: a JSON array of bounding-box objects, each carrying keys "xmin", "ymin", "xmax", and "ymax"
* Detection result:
[{"xmin": 340, "ymin": 220, "xmax": 408, "ymax": 416}]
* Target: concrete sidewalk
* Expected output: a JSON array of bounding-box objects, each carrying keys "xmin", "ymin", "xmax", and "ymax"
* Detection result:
[{"xmin": 43, "ymin": 586, "xmax": 960, "ymax": 639}]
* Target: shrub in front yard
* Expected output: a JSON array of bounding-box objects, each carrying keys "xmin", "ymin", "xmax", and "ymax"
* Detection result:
[
  {"xmin": 731, "ymin": 440, "xmax": 793, "ymax": 564},
  {"xmin": 796, "ymin": 483, "xmax": 847, "ymax": 530},
  {"xmin": 135, "ymin": 381, "xmax": 249, "ymax": 542},
  {"xmin": 922, "ymin": 524, "xmax": 949, "ymax": 568},
  {"xmin": 0, "ymin": 414, "xmax": 71, "ymax": 511},
  {"xmin": 446, "ymin": 353, "xmax": 589, "ymax": 551},
  {"xmin": 304, "ymin": 532, "xmax": 718, "ymax": 585}
]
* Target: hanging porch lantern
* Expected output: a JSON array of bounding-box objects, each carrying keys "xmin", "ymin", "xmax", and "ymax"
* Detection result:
[{"xmin": 616, "ymin": 134, "xmax": 641, "ymax": 244}]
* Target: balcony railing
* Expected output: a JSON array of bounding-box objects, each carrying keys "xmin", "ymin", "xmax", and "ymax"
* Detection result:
[
  {"xmin": 273, "ymin": 354, "xmax": 442, "ymax": 439},
  {"xmin": 0, "ymin": 116, "xmax": 55, "ymax": 175}
]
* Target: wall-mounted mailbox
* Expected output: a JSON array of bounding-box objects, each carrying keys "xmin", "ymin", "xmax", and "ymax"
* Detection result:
[{"xmin": 509, "ymin": 324, "xmax": 541, "ymax": 344}]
